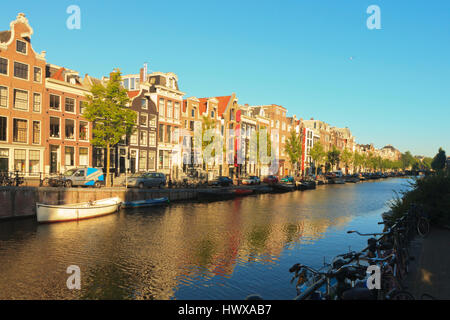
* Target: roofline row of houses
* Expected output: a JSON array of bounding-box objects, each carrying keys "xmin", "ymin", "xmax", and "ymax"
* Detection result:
[{"xmin": 0, "ymin": 13, "xmax": 401, "ymax": 181}]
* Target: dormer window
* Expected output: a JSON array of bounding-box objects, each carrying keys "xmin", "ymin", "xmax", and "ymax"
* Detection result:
[{"xmin": 16, "ymin": 40, "xmax": 27, "ymax": 54}]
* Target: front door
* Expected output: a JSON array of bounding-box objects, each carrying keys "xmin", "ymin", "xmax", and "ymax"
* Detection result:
[{"xmin": 50, "ymin": 145, "xmax": 59, "ymax": 174}]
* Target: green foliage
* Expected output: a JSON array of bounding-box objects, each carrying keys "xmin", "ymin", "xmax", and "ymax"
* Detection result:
[
  {"xmin": 83, "ymin": 69, "xmax": 136, "ymax": 186},
  {"xmin": 431, "ymin": 147, "xmax": 447, "ymax": 171},
  {"xmin": 284, "ymin": 130, "xmax": 302, "ymax": 172},
  {"xmin": 327, "ymin": 147, "xmax": 340, "ymax": 170},
  {"xmin": 84, "ymin": 69, "xmax": 136, "ymax": 148},
  {"xmin": 400, "ymin": 151, "xmax": 414, "ymax": 170},
  {"xmin": 310, "ymin": 142, "xmax": 326, "ymax": 175},
  {"xmin": 389, "ymin": 170, "xmax": 450, "ymax": 225}
]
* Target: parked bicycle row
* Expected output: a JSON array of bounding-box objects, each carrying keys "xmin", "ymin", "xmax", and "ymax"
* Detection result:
[{"xmin": 285, "ymin": 203, "xmax": 432, "ymax": 300}]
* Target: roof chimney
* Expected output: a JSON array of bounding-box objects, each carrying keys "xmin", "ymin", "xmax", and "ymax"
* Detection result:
[{"xmin": 140, "ymin": 68, "xmax": 144, "ymax": 83}]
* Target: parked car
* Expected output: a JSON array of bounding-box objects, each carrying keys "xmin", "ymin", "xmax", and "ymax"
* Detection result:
[
  {"xmin": 60, "ymin": 167, "xmax": 105, "ymax": 188},
  {"xmin": 123, "ymin": 172, "xmax": 166, "ymax": 189},
  {"xmin": 209, "ymin": 176, "xmax": 233, "ymax": 187},
  {"xmin": 280, "ymin": 175, "xmax": 294, "ymax": 183},
  {"xmin": 263, "ymin": 175, "xmax": 279, "ymax": 184},
  {"xmin": 241, "ymin": 176, "xmax": 261, "ymax": 185}
]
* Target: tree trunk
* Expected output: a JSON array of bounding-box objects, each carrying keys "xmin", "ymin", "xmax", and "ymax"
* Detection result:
[{"xmin": 106, "ymin": 143, "xmax": 111, "ymax": 187}]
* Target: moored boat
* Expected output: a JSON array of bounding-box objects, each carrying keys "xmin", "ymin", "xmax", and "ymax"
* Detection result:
[
  {"xmin": 197, "ymin": 189, "xmax": 236, "ymax": 201},
  {"xmin": 36, "ymin": 197, "xmax": 122, "ymax": 223},
  {"xmin": 233, "ymin": 189, "xmax": 253, "ymax": 196},
  {"xmin": 272, "ymin": 183, "xmax": 296, "ymax": 193},
  {"xmin": 122, "ymin": 197, "xmax": 169, "ymax": 209}
]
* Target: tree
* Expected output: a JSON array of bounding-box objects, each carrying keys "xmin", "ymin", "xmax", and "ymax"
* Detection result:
[
  {"xmin": 200, "ymin": 115, "xmax": 219, "ymax": 179},
  {"xmin": 84, "ymin": 69, "xmax": 136, "ymax": 187},
  {"xmin": 327, "ymin": 147, "xmax": 340, "ymax": 171},
  {"xmin": 310, "ymin": 142, "xmax": 326, "ymax": 176},
  {"xmin": 284, "ymin": 130, "xmax": 302, "ymax": 175},
  {"xmin": 431, "ymin": 148, "xmax": 447, "ymax": 171},
  {"xmin": 400, "ymin": 151, "xmax": 414, "ymax": 170},
  {"xmin": 340, "ymin": 149, "xmax": 353, "ymax": 174}
]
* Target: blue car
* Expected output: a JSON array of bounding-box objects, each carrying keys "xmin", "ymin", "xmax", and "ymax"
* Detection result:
[{"xmin": 281, "ymin": 175, "xmax": 294, "ymax": 183}]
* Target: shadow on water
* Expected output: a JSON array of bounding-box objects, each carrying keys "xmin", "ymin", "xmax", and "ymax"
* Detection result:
[{"xmin": 0, "ymin": 178, "xmax": 412, "ymax": 299}]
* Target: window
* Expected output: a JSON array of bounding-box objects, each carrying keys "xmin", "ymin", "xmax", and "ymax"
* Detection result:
[
  {"xmin": 0, "ymin": 116, "xmax": 6, "ymax": 141},
  {"xmin": 33, "ymin": 93, "xmax": 41, "ymax": 112},
  {"xmin": 148, "ymin": 150, "xmax": 155, "ymax": 170},
  {"xmin": 166, "ymin": 125, "xmax": 171, "ymax": 143},
  {"xmin": 14, "ymin": 62, "xmax": 28, "ymax": 80},
  {"xmin": 149, "ymin": 114, "xmax": 156, "ymax": 128},
  {"xmin": 167, "ymin": 100, "xmax": 173, "ymax": 118},
  {"xmin": 29, "ymin": 150, "xmax": 40, "ymax": 174},
  {"xmin": 50, "ymin": 117, "xmax": 60, "ymax": 138},
  {"xmin": 0, "ymin": 148, "xmax": 8, "ymax": 172},
  {"xmin": 211, "ymin": 111, "xmax": 214, "ymax": 118},
  {"xmin": 149, "ymin": 131, "xmax": 156, "ymax": 146},
  {"xmin": 14, "ymin": 149, "xmax": 26, "ymax": 173},
  {"xmin": 159, "ymin": 98, "xmax": 165, "ymax": 117},
  {"xmin": 65, "ymin": 119, "xmax": 75, "ymax": 139},
  {"xmin": 0, "ymin": 86, "xmax": 7, "ymax": 108},
  {"xmin": 13, "ymin": 89, "xmax": 28, "ymax": 110},
  {"xmin": 141, "ymin": 99, "xmax": 147, "ymax": 109},
  {"xmin": 0, "ymin": 58, "xmax": 7, "ymax": 75},
  {"xmin": 79, "ymin": 148, "xmax": 89, "ymax": 166},
  {"xmin": 191, "ymin": 108, "xmax": 195, "ymax": 117},
  {"xmin": 139, "ymin": 150, "xmax": 147, "ymax": 171},
  {"xmin": 139, "ymin": 130, "xmax": 147, "ymax": 146},
  {"xmin": 33, "ymin": 67, "xmax": 41, "ymax": 82},
  {"xmin": 174, "ymin": 102, "xmax": 180, "ymax": 120},
  {"xmin": 13, "ymin": 119, "xmax": 27, "ymax": 143},
  {"xmin": 130, "ymin": 131, "xmax": 138, "ymax": 145},
  {"xmin": 32, "ymin": 121, "xmax": 40, "ymax": 144},
  {"xmin": 16, "ymin": 40, "xmax": 27, "ymax": 54},
  {"xmin": 49, "ymin": 94, "xmax": 60, "ymax": 110},
  {"xmin": 79, "ymin": 101, "xmax": 86, "ymax": 114},
  {"xmin": 159, "ymin": 124, "xmax": 164, "ymax": 142},
  {"xmin": 79, "ymin": 121, "xmax": 88, "ymax": 140},
  {"xmin": 139, "ymin": 114, "xmax": 148, "ymax": 127},
  {"xmin": 65, "ymin": 146, "xmax": 75, "ymax": 166},
  {"xmin": 123, "ymin": 78, "xmax": 129, "ymax": 90},
  {"xmin": 65, "ymin": 97, "xmax": 75, "ymax": 113},
  {"xmin": 130, "ymin": 78, "xmax": 135, "ymax": 90}
]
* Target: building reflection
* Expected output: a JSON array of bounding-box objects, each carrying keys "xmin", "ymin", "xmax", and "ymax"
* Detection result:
[{"xmin": 0, "ymin": 185, "xmax": 365, "ymax": 299}]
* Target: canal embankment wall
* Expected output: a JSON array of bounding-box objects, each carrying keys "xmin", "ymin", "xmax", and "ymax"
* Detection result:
[{"xmin": 0, "ymin": 186, "xmax": 202, "ymax": 220}]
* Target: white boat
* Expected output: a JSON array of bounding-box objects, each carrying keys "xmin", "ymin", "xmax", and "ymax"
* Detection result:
[{"xmin": 36, "ymin": 197, "xmax": 122, "ymax": 223}]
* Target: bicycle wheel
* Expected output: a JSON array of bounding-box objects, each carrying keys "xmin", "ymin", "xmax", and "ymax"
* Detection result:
[
  {"xmin": 390, "ymin": 290, "xmax": 415, "ymax": 300},
  {"xmin": 417, "ymin": 217, "xmax": 430, "ymax": 237}
]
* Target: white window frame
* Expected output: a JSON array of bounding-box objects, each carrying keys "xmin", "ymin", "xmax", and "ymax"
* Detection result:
[
  {"xmin": 49, "ymin": 94, "xmax": 61, "ymax": 111},
  {"xmin": 0, "ymin": 115, "xmax": 8, "ymax": 142},
  {"xmin": 33, "ymin": 66, "xmax": 42, "ymax": 83},
  {"xmin": 13, "ymin": 88, "xmax": 29, "ymax": 111},
  {"xmin": 49, "ymin": 116, "xmax": 61, "ymax": 140},
  {"xmin": 13, "ymin": 61, "xmax": 29, "ymax": 81},
  {"xmin": 64, "ymin": 97, "xmax": 76, "ymax": 114},
  {"xmin": 64, "ymin": 118, "xmax": 76, "ymax": 140},
  {"xmin": 32, "ymin": 120, "xmax": 41, "ymax": 145},
  {"xmin": 0, "ymin": 57, "xmax": 9, "ymax": 77},
  {"xmin": 12, "ymin": 117, "xmax": 29, "ymax": 144},
  {"xmin": 16, "ymin": 39, "xmax": 28, "ymax": 55},
  {"xmin": 79, "ymin": 147, "xmax": 89, "ymax": 166},
  {"xmin": 0, "ymin": 85, "xmax": 8, "ymax": 109},
  {"xmin": 79, "ymin": 121, "xmax": 89, "ymax": 141},
  {"xmin": 32, "ymin": 92, "xmax": 41, "ymax": 113}
]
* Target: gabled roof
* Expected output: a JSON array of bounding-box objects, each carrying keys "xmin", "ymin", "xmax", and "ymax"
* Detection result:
[
  {"xmin": 197, "ymin": 95, "xmax": 232, "ymax": 117},
  {"xmin": 127, "ymin": 90, "xmax": 140, "ymax": 99}
]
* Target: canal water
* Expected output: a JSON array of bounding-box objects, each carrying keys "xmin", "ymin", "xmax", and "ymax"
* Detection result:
[{"xmin": 0, "ymin": 178, "xmax": 412, "ymax": 300}]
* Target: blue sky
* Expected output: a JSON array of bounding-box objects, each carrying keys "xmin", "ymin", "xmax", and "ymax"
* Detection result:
[{"xmin": 1, "ymin": 0, "xmax": 449, "ymax": 157}]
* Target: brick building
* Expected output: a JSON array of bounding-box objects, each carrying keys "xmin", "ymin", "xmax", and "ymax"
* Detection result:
[
  {"xmin": 44, "ymin": 65, "xmax": 92, "ymax": 173},
  {"xmin": 0, "ymin": 13, "xmax": 47, "ymax": 175}
]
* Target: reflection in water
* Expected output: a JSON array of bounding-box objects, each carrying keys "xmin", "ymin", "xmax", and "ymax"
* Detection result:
[{"xmin": 0, "ymin": 178, "xmax": 411, "ymax": 299}]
